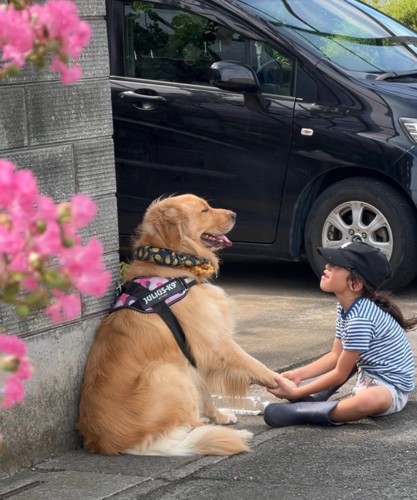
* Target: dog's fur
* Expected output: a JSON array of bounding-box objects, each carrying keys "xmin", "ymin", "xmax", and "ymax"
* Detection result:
[{"xmin": 78, "ymin": 194, "xmax": 278, "ymax": 456}]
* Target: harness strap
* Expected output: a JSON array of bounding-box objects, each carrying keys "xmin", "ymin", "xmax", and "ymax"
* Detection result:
[
  {"xmin": 153, "ymin": 300, "xmax": 197, "ymax": 368},
  {"xmin": 114, "ymin": 277, "xmax": 197, "ymax": 368}
]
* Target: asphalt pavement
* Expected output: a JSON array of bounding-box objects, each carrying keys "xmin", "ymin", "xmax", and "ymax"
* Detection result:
[{"xmin": 1, "ymin": 261, "xmax": 416, "ymax": 500}]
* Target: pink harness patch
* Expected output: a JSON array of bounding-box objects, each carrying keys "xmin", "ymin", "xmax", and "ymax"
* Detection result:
[{"xmin": 113, "ymin": 276, "xmax": 193, "ymax": 313}]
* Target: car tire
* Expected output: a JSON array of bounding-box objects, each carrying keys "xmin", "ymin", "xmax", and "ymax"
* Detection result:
[{"xmin": 304, "ymin": 177, "xmax": 417, "ymax": 291}]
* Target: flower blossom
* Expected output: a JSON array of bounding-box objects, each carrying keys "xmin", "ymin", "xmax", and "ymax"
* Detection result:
[
  {"xmin": 0, "ymin": 0, "xmax": 91, "ymax": 84},
  {"xmin": 0, "ymin": 334, "xmax": 32, "ymax": 409},
  {"xmin": 45, "ymin": 290, "xmax": 81, "ymax": 323},
  {"xmin": 0, "ymin": 334, "xmax": 27, "ymax": 357},
  {"xmin": 0, "ymin": 159, "xmax": 111, "ymax": 321}
]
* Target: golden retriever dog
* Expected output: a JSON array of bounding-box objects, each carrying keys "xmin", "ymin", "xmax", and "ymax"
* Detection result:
[{"xmin": 78, "ymin": 194, "xmax": 278, "ymax": 456}]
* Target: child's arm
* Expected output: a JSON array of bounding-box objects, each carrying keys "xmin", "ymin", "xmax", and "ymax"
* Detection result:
[
  {"xmin": 268, "ymin": 345, "xmax": 358, "ymax": 400},
  {"xmin": 282, "ymin": 339, "xmax": 343, "ymax": 384}
]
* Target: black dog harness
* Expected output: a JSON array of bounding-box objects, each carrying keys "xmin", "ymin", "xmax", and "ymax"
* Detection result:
[{"xmin": 112, "ymin": 276, "xmax": 197, "ymax": 367}]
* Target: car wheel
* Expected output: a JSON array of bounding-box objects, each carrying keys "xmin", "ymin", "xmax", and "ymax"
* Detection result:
[{"xmin": 304, "ymin": 177, "xmax": 417, "ymax": 291}]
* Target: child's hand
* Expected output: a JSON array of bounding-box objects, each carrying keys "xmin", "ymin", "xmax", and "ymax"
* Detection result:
[
  {"xmin": 280, "ymin": 370, "xmax": 301, "ymax": 386},
  {"xmin": 267, "ymin": 373, "xmax": 298, "ymax": 400}
]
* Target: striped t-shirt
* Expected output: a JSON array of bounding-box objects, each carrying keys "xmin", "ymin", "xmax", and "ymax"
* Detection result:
[{"xmin": 336, "ymin": 297, "xmax": 415, "ymax": 393}]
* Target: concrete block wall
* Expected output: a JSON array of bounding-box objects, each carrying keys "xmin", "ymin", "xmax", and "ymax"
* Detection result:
[{"xmin": 0, "ymin": 0, "xmax": 119, "ymax": 476}]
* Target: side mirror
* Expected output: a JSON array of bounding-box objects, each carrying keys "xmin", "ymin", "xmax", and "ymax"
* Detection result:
[
  {"xmin": 209, "ymin": 60, "xmax": 269, "ymax": 112},
  {"xmin": 209, "ymin": 60, "xmax": 261, "ymax": 93}
]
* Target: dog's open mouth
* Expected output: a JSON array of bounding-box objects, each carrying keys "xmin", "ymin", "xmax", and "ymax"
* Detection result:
[{"xmin": 201, "ymin": 233, "xmax": 233, "ymax": 251}]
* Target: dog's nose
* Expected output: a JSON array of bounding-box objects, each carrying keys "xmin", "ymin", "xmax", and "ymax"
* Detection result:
[{"xmin": 230, "ymin": 211, "xmax": 237, "ymax": 221}]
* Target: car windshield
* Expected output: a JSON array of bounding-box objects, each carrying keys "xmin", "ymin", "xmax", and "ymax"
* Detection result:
[{"xmin": 237, "ymin": 0, "xmax": 417, "ymax": 76}]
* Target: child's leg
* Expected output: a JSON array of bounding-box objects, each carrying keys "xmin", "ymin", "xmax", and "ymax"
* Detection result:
[
  {"xmin": 264, "ymin": 375, "xmax": 408, "ymax": 428},
  {"xmin": 329, "ymin": 386, "xmax": 392, "ymax": 423}
]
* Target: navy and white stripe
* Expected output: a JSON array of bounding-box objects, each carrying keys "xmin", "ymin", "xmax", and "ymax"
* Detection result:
[{"xmin": 336, "ymin": 297, "xmax": 415, "ymax": 393}]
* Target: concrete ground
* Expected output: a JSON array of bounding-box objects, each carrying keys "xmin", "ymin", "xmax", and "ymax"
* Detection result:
[{"xmin": 1, "ymin": 261, "xmax": 416, "ymax": 499}]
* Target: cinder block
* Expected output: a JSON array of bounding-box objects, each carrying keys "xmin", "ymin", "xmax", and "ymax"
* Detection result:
[
  {"xmin": 0, "ymin": 319, "xmax": 102, "ymax": 476},
  {"xmin": 0, "ymin": 88, "xmax": 28, "ymax": 150},
  {"xmin": 4, "ymin": 145, "xmax": 76, "ymax": 201},
  {"xmin": 27, "ymin": 81, "xmax": 113, "ymax": 146},
  {"xmin": 81, "ymin": 195, "xmax": 120, "ymax": 253},
  {"xmin": 75, "ymin": 138, "xmax": 116, "ymax": 197},
  {"xmin": 75, "ymin": 0, "xmax": 106, "ymax": 16}
]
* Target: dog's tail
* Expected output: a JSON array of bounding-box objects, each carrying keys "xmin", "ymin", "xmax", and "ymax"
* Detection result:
[{"xmin": 124, "ymin": 426, "xmax": 253, "ymax": 456}]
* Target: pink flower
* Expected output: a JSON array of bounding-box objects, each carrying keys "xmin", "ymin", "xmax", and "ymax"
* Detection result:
[
  {"xmin": 66, "ymin": 21, "xmax": 92, "ymax": 58},
  {"xmin": 0, "ymin": 0, "xmax": 91, "ymax": 84},
  {"xmin": 13, "ymin": 169, "xmax": 39, "ymax": 208},
  {"xmin": 22, "ymin": 275, "xmax": 39, "ymax": 292},
  {"xmin": 50, "ymin": 57, "xmax": 82, "ymax": 84},
  {"xmin": 46, "ymin": 291, "xmax": 81, "ymax": 323},
  {"xmin": 2, "ymin": 45, "xmax": 26, "ymax": 68},
  {"xmin": 38, "ymin": 0, "xmax": 91, "ymax": 50},
  {"xmin": 61, "ymin": 239, "xmax": 111, "ymax": 296},
  {"xmin": 0, "ymin": 335, "xmax": 27, "ymax": 357},
  {"xmin": 35, "ymin": 195, "xmax": 59, "ymax": 221},
  {"xmin": 15, "ymin": 357, "xmax": 32, "ymax": 381},
  {"xmin": 0, "ymin": 160, "xmax": 16, "ymax": 207},
  {"xmin": 0, "ymin": 5, "xmax": 34, "ymax": 68},
  {"xmin": 0, "ymin": 227, "xmax": 27, "ymax": 261},
  {"xmin": 33, "ymin": 219, "xmax": 62, "ymax": 256},
  {"xmin": 70, "ymin": 194, "xmax": 97, "ymax": 228},
  {"xmin": 59, "ymin": 64, "xmax": 82, "ymax": 85},
  {"xmin": 0, "ymin": 338, "xmax": 32, "ymax": 408},
  {"xmin": 35, "ymin": 0, "xmax": 91, "ymax": 83},
  {"xmin": 0, "ymin": 159, "xmax": 109, "ymax": 325},
  {"xmin": 2, "ymin": 377, "xmax": 25, "ymax": 408},
  {"xmin": 8, "ymin": 251, "xmax": 30, "ymax": 273}
]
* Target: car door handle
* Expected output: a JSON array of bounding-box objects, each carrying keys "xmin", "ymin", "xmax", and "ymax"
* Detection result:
[
  {"xmin": 119, "ymin": 91, "xmax": 167, "ymax": 103},
  {"xmin": 310, "ymin": 103, "xmax": 349, "ymax": 115},
  {"xmin": 310, "ymin": 104, "xmax": 328, "ymax": 113}
]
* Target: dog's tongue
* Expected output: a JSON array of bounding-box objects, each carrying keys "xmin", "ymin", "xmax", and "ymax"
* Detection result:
[
  {"xmin": 202, "ymin": 232, "xmax": 233, "ymax": 248},
  {"xmin": 219, "ymin": 235, "xmax": 233, "ymax": 247}
]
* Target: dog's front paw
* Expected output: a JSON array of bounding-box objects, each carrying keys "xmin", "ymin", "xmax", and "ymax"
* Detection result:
[
  {"xmin": 215, "ymin": 408, "xmax": 238, "ymax": 425},
  {"xmin": 263, "ymin": 370, "xmax": 280, "ymax": 389}
]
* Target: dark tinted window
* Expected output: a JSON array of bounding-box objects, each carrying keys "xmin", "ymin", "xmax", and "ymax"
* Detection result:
[{"xmin": 123, "ymin": 1, "xmax": 294, "ymax": 96}]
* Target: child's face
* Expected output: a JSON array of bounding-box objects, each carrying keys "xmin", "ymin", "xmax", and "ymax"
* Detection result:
[{"xmin": 320, "ymin": 262, "xmax": 352, "ymax": 294}]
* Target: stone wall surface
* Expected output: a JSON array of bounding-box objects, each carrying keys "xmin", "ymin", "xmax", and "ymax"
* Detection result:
[{"xmin": 0, "ymin": 0, "xmax": 118, "ymax": 476}]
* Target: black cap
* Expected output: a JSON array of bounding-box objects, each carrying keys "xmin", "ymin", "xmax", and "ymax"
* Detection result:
[{"xmin": 317, "ymin": 242, "xmax": 391, "ymax": 289}]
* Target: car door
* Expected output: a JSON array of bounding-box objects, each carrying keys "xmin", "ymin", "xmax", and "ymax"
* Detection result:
[{"xmin": 108, "ymin": 0, "xmax": 296, "ymax": 252}]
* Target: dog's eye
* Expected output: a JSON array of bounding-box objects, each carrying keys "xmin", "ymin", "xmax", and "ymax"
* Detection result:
[{"xmin": 201, "ymin": 208, "xmax": 209, "ymax": 213}]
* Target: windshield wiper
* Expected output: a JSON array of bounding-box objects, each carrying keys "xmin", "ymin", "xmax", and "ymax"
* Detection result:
[
  {"xmin": 375, "ymin": 70, "xmax": 417, "ymax": 81},
  {"xmin": 388, "ymin": 36, "xmax": 417, "ymax": 44}
]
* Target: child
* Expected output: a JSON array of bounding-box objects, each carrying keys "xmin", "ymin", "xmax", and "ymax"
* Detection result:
[{"xmin": 264, "ymin": 241, "xmax": 416, "ymax": 427}]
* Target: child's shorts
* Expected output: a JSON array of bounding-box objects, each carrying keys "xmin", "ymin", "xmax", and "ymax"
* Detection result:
[{"xmin": 352, "ymin": 369, "xmax": 409, "ymax": 416}]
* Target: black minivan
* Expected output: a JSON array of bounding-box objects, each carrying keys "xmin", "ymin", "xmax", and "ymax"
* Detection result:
[{"xmin": 106, "ymin": 0, "xmax": 417, "ymax": 290}]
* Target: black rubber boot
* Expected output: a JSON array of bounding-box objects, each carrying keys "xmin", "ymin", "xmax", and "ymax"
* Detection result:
[
  {"xmin": 288, "ymin": 366, "xmax": 357, "ymax": 403},
  {"xmin": 264, "ymin": 401, "xmax": 341, "ymax": 427}
]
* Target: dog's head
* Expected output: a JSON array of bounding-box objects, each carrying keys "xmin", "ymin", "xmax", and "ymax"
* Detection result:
[{"xmin": 133, "ymin": 194, "xmax": 236, "ymax": 267}]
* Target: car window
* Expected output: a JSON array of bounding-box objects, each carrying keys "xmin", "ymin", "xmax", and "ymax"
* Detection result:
[
  {"xmin": 239, "ymin": 0, "xmax": 417, "ymax": 75},
  {"xmin": 123, "ymin": 1, "xmax": 294, "ymax": 96}
]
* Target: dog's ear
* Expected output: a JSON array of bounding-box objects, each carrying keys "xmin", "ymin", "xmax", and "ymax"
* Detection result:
[
  {"xmin": 150, "ymin": 204, "xmax": 189, "ymax": 249},
  {"xmin": 160, "ymin": 206, "xmax": 189, "ymax": 248},
  {"xmin": 162, "ymin": 206, "xmax": 184, "ymax": 224}
]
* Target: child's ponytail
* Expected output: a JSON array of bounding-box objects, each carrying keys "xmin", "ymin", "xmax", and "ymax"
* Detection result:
[{"xmin": 350, "ymin": 270, "xmax": 417, "ymax": 331}]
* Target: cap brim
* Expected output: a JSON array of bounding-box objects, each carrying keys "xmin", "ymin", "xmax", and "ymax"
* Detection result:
[{"xmin": 317, "ymin": 247, "xmax": 352, "ymax": 268}]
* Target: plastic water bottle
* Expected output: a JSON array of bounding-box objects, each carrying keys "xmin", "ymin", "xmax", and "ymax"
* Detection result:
[{"xmin": 211, "ymin": 394, "xmax": 270, "ymax": 415}]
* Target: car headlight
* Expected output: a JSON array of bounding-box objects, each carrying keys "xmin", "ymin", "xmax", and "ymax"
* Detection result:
[{"xmin": 400, "ymin": 117, "xmax": 417, "ymax": 143}]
